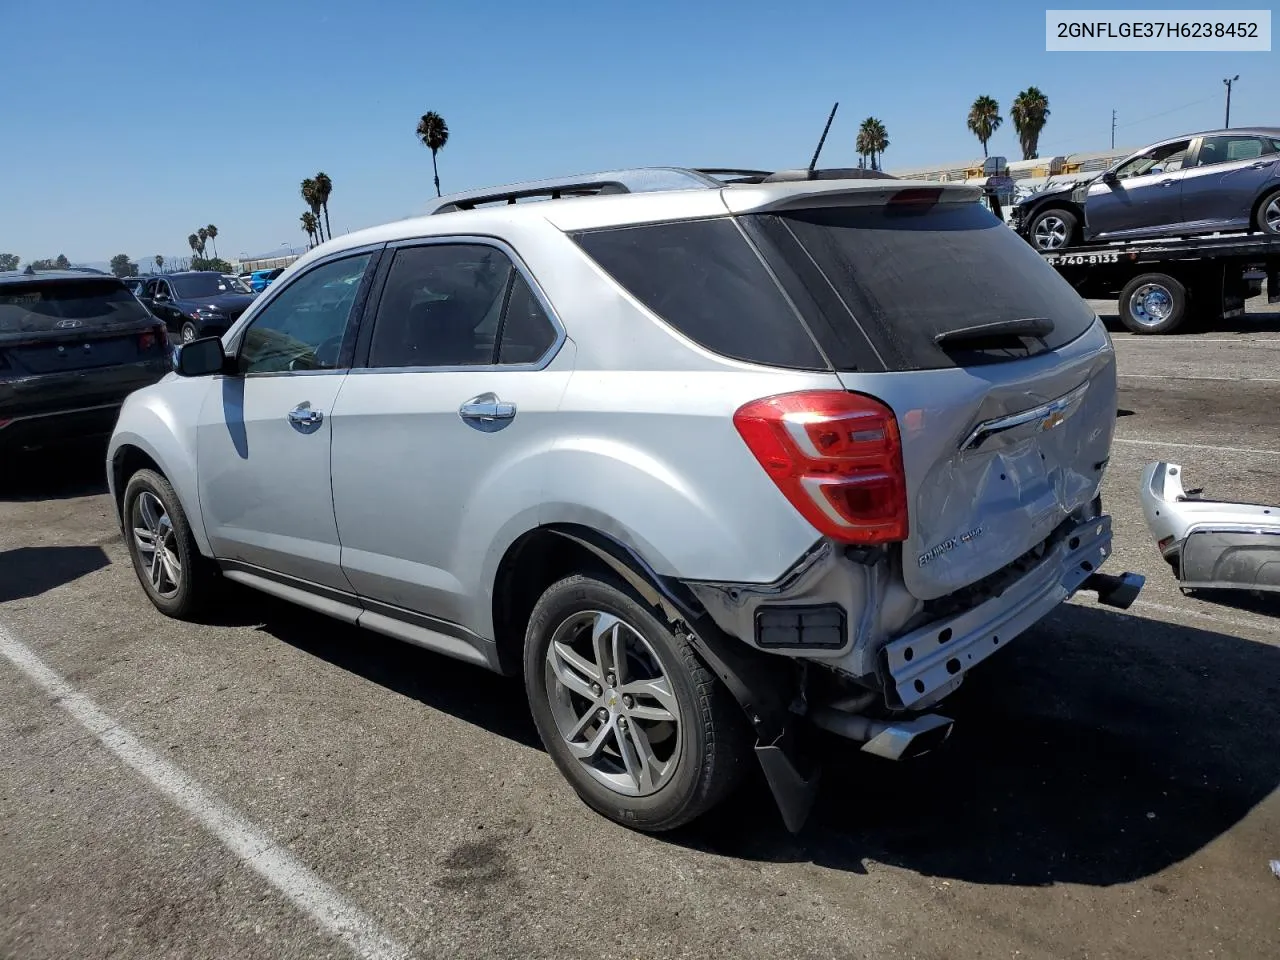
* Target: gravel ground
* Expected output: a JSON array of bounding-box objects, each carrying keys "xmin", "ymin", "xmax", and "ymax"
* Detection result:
[{"xmin": 2, "ymin": 293, "xmax": 1278, "ymax": 960}]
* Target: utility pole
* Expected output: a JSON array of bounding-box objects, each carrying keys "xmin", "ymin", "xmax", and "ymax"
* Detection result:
[
  {"xmin": 1223, "ymin": 75, "xmax": 1239, "ymax": 128},
  {"xmin": 1111, "ymin": 109, "xmax": 1116, "ymax": 149}
]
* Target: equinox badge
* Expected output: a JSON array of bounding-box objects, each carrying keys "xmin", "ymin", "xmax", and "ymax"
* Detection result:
[{"xmin": 918, "ymin": 527, "xmax": 984, "ymax": 567}]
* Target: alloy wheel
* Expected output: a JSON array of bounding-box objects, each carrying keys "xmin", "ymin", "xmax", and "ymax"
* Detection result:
[
  {"xmin": 181, "ymin": 324, "xmax": 196, "ymax": 343},
  {"xmin": 1265, "ymin": 196, "xmax": 1280, "ymax": 234},
  {"xmin": 1033, "ymin": 215, "xmax": 1069, "ymax": 250},
  {"xmin": 543, "ymin": 610, "xmax": 682, "ymax": 797},
  {"xmin": 131, "ymin": 491, "xmax": 182, "ymax": 598}
]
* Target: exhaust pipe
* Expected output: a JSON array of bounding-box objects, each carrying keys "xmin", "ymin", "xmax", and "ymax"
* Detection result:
[
  {"xmin": 1081, "ymin": 571, "xmax": 1145, "ymax": 610},
  {"xmin": 811, "ymin": 708, "xmax": 954, "ymax": 761}
]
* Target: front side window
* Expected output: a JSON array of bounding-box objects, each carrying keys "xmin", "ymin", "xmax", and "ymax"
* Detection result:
[
  {"xmin": 1194, "ymin": 135, "xmax": 1271, "ymax": 167},
  {"xmin": 367, "ymin": 244, "xmax": 515, "ymax": 368},
  {"xmin": 1113, "ymin": 140, "xmax": 1191, "ymax": 179},
  {"xmin": 237, "ymin": 253, "xmax": 371, "ymax": 374}
]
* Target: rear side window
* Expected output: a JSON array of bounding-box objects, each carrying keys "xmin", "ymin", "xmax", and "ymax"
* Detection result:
[
  {"xmin": 0, "ymin": 279, "xmax": 150, "ymax": 334},
  {"xmin": 752, "ymin": 201, "xmax": 1098, "ymax": 371},
  {"xmin": 571, "ymin": 218, "xmax": 827, "ymax": 370}
]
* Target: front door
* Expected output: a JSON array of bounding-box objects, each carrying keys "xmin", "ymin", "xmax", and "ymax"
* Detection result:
[
  {"xmin": 1180, "ymin": 134, "xmax": 1280, "ymax": 230},
  {"xmin": 196, "ymin": 250, "xmax": 376, "ymax": 591},
  {"xmin": 329, "ymin": 240, "xmax": 571, "ymax": 629},
  {"xmin": 1085, "ymin": 138, "xmax": 1192, "ymax": 239}
]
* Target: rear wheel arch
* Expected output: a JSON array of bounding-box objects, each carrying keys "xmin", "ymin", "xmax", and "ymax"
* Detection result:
[
  {"xmin": 490, "ymin": 524, "xmax": 696, "ymax": 677},
  {"xmin": 1252, "ymin": 186, "xmax": 1280, "ymax": 234}
]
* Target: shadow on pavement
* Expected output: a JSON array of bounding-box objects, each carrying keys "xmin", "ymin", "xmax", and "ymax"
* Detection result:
[
  {"xmin": 682, "ymin": 601, "xmax": 1280, "ymax": 887},
  {"xmin": 1192, "ymin": 588, "xmax": 1280, "ymax": 618},
  {"xmin": 0, "ymin": 441, "xmax": 110, "ymax": 502},
  {"xmin": 0, "ymin": 544, "xmax": 111, "ymax": 602},
  {"xmin": 206, "ymin": 583, "xmax": 542, "ymax": 750}
]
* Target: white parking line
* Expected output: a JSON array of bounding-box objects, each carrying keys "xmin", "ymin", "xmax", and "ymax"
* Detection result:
[
  {"xmin": 1112, "ymin": 437, "xmax": 1280, "ymax": 457},
  {"xmin": 1119, "ymin": 373, "xmax": 1280, "ymax": 383},
  {"xmin": 1112, "ymin": 338, "xmax": 1280, "ymax": 344},
  {"xmin": 1072, "ymin": 595, "xmax": 1272, "ymax": 635},
  {"xmin": 0, "ymin": 623, "xmax": 411, "ymax": 960}
]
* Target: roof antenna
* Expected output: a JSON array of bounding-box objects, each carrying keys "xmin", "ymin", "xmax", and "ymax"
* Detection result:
[{"xmin": 807, "ymin": 102, "xmax": 839, "ymax": 174}]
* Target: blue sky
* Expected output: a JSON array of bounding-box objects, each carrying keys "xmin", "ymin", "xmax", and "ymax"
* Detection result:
[{"xmin": 1, "ymin": 0, "xmax": 1275, "ymax": 264}]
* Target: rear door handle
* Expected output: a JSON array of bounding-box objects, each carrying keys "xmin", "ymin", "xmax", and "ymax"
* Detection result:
[
  {"xmin": 1160, "ymin": 179, "xmax": 1177, "ymax": 186},
  {"xmin": 459, "ymin": 393, "xmax": 517, "ymax": 422},
  {"xmin": 287, "ymin": 404, "xmax": 324, "ymax": 427},
  {"xmin": 1250, "ymin": 160, "xmax": 1275, "ymax": 169}
]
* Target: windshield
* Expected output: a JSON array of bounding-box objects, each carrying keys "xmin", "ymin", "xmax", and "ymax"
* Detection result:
[
  {"xmin": 0, "ymin": 279, "xmax": 152, "ymax": 334},
  {"xmin": 171, "ymin": 274, "xmax": 247, "ymax": 299},
  {"xmin": 221, "ymin": 275, "xmax": 252, "ymax": 294}
]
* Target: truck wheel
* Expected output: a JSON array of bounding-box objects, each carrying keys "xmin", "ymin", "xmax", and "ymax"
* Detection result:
[
  {"xmin": 524, "ymin": 572, "xmax": 750, "ymax": 832},
  {"xmin": 1118, "ymin": 273, "xmax": 1187, "ymax": 335},
  {"xmin": 1256, "ymin": 188, "xmax": 1280, "ymax": 235},
  {"xmin": 1029, "ymin": 208, "xmax": 1079, "ymax": 251}
]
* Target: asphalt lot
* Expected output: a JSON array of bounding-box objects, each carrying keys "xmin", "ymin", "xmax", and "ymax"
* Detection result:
[{"xmin": 3, "ymin": 295, "xmax": 1280, "ymax": 960}]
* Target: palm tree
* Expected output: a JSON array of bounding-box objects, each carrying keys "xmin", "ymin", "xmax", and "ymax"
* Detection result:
[
  {"xmin": 205, "ymin": 225, "xmax": 218, "ymax": 259},
  {"xmin": 300, "ymin": 212, "xmax": 319, "ymax": 249},
  {"xmin": 301, "ymin": 178, "xmax": 324, "ymax": 242},
  {"xmin": 313, "ymin": 172, "xmax": 333, "ymax": 242},
  {"xmin": 415, "ymin": 111, "xmax": 449, "ymax": 197},
  {"xmin": 967, "ymin": 95, "xmax": 1003, "ymax": 158},
  {"xmin": 1011, "ymin": 87, "xmax": 1051, "ymax": 161},
  {"xmin": 858, "ymin": 117, "xmax": 889, "ymax": 171},
  {"xmin": 187, "ymin": 233, "xmax": 199, "ymax": 260},
  {"xmin": 154, "ymin": 254, "xmax": 164, "ymax": 271},
  {"xmin": 197, "ymin": 227, "xmax": 209, "ymax": 259}
]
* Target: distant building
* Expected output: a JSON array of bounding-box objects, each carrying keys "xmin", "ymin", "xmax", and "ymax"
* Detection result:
[{"xmin": 235, "ymin": 254, "xmax": 302, "ymax": 273}]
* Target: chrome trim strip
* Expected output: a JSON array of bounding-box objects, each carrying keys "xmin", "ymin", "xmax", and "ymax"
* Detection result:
[
  {"xmin": 0, "ymin": 401, "xmax": 122, "ymax": 424},
  {"xmin": 960, "ymin": 379, "xmax": 1091, "ymax": 451}
]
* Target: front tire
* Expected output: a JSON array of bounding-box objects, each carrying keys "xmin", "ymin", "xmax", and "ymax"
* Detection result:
[
  {"xmin": 1028, "ymin": 207, "xmax": 1079, "ymax": 251},
  {"xmin": 524, "ymin": 573, "xmax": 749, "ymax": 832},
  {"xmin": 122, "ymin": 468, "xmax": 214, "ymax": 619},
  {"xmin": 1118, "ymin": 273, "xmax": 1188, "ymax": 335},
  {"xmin": 180, "ymin": 321, "xmax": 199, "ymax": 343}
]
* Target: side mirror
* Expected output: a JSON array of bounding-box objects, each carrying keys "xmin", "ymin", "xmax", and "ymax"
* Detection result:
[
  {"xmin": 173, "ymin": 336, "xmax": 226, "ymax": 377},
  {"xmin": 1102, "ymin": 169, "xmax": 1119, "ymax": 184}
]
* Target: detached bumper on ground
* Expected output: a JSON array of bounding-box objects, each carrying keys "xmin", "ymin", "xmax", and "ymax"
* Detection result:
[{"xmin": 1141, "ymin": 461, "xmax": 1280, "ymax": 593}]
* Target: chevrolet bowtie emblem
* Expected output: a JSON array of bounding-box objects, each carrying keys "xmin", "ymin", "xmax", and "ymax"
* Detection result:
[{"xmin": 1040, "ymin": 410, "xmax": 1066, "ymax": 432}]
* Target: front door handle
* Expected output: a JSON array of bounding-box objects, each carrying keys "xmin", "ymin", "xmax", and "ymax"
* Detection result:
[
  {"xmin": 459, "ymin": 393, "xmax": 516, "ymax": 423},
  {"xmin": 287, "ymin": 403, "xmax": 324, "ymax": 427},
  {"xmin": 1250, "ymin": 160, "xmax": 1275, "ymax": 169},
  {"xmin": 1159, "ymin": 179, "xmax": 1177, "ymax": 186}
]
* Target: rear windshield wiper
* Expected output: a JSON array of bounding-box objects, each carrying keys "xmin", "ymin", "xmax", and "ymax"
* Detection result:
[{"xmin": 934, "ymin": 317, "xmax": 1055, "ymax": 348}]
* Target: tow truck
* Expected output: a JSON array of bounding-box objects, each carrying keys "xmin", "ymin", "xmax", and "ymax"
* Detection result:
[{"xmin": 983, "ymin": 189, "xmax": 1280, "ymax": 334}]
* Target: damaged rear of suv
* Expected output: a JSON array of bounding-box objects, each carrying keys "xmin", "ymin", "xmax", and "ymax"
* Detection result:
[{"xmin": 110, "ymin": 166, "xmax": 1142, "ymax": 836}]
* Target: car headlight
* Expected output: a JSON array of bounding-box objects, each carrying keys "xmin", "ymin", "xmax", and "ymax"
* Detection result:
[{"xmin": 190, "ymin": 308, "xmax": 227, "ymax": 320}]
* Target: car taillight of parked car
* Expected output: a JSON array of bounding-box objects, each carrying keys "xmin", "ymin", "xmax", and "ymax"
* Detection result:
[
  {"xmin": 137, "ymin": 324, "xmax": 169, "ymax": 352},
  {"xmin": 733, "ymin": 390, "xmax": 908, "ymax": 544}
]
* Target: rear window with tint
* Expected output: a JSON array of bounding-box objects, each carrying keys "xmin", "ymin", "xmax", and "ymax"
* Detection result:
[
  {"xmin": 752, "ymin": 201, "xmax": 1098, "ymax": 371},
  {"xmin": 0, "ymin": 279, "xmax": 151, "ymax": 335},
  {"xmin": 570, "ymin": 218, "xmax": 827, "ymax": 370}
]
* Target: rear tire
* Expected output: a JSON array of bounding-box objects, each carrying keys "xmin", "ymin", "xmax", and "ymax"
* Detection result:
[
  {"xmin": 122, "ymin": 469, "xmax": 215, "ymax": 619},
  {"xmin": 1256, "ymin": 188, "xmax": 1280, "ymax": 236},
  {"xmin": 1118, "ymin": 273, "xmax": 1187, "ymax": 335},
  {"xmin": 524, "ymin": 572, "xmax": 750, "ymax": 832},
  {"xmin": 1028, "ymin": 208, "xmax": 1079, "ymax": 251}
]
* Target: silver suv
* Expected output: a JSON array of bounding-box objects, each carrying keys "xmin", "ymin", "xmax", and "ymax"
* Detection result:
[{"xmin": 108, "ymin": 166, "xmax": 1143, "ymax": 833}]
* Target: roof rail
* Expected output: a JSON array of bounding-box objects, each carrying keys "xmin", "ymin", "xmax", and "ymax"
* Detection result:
[{"xmin": 425, "ymin": 166, "xmax": 765, "ymax": 215}]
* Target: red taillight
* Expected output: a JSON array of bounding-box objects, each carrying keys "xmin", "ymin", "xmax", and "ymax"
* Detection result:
[
  {"xmin": 138, "ymin": 324, "xmax": 168, "ymax": 352},
  {"xmin": 0, "ymin": 419, "xmax": 11, "ymax": 430},
  {"xmin": 733, "ymin": 390, "xmax": 908, "ymax": 544}
]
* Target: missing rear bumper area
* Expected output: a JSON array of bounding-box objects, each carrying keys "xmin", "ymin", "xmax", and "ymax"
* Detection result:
[{"xmin": 883, "ymin": 514, "xmax": 1143, "ymax": 710}]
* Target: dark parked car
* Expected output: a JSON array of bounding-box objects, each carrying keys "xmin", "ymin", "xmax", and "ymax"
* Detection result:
[
  {"xmin": 0, "ymin": 268, "xmax": 171, "ymax": 455},
  {"xmin": 1012, "ymin": 128, "xmax": 1280, "ymax": 250},
  {"xmin": 137, "ymin": 271, "xmax": 257, "ymax": 343}
]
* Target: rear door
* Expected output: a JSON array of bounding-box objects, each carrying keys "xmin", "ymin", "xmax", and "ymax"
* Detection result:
[
  {"xmin": 329, "ymin": 239, "xmax": 571, "ymax": 627},
  {"xmin": 1180, "ymin": 134, "xmax": 1280, "ymax": 230},
  {"xmin": 743, "ymin": 194, "xmax": 1115, "ymax": 600}
]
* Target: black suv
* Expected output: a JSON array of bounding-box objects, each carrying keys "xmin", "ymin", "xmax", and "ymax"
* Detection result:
[
  {"xmin": 0, "ymin": 269, "xmax": 171, "ymax": 454},
  {"xmin": 1012, "ymin": 128, "xmax": 1280, "ymax": 250},
  {"xmin": 137, "ymin": 271, "xmax": 257, "ymax": 342}
]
